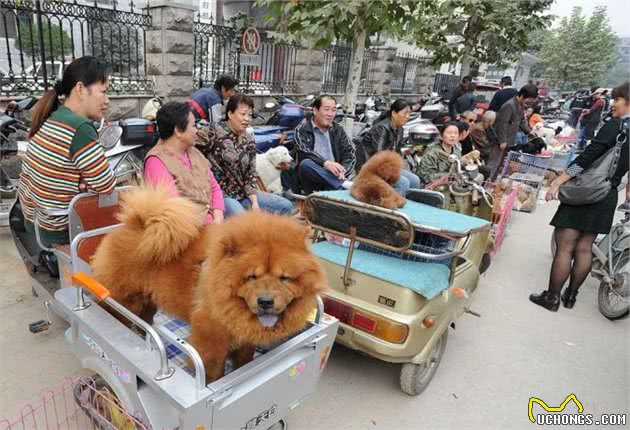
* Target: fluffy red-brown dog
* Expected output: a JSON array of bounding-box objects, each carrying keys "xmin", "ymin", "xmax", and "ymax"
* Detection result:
[
  {"xmin": 351, "ymin": 150, "xmax": 406, "ymax": 209},
  {"xmin": 90, "ymin": 186, "xmax": 327, "ymax": 382}
]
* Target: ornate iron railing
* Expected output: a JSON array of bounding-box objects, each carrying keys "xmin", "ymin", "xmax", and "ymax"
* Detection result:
[
  {"xmin": 193, "ymin": 15, "xmax": 299, "ymax": 94},
  {"xmin": 391, "ymin": 53, "xmax": 433, "ymax": 94},
  {"xmin": 0, "ymin": 0, "xmax": 152, "ymax": 97}
]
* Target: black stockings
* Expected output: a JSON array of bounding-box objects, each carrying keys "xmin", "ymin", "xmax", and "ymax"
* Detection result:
[{"xmin": 548, "ymin": 228, "xmax": 598, "ymax": 294}]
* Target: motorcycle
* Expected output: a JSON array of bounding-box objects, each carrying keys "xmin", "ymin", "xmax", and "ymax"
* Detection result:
[
  {"xmin": 419, "ymin": 95, "xmax": 451, "ymax": 130},
  {"xmin": 550, "ymin": 202, "xmax": 629, "ymax": 319},
  {"xmin": 1, "ymin": 97, "xmax": 37, "ymax": 225},
  {"xmin": 355, "ymin": 95, "xmax": 388, "ymax": 125},
  {"xmin": 400, "ymin": 115, "xmax": 440, "ymax": 171}
]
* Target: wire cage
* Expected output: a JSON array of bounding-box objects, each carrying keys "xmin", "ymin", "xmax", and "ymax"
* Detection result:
[
  {"xmin": 500, "ymin": 151, "xmax": 552, "ymax": 213},
  {"xmin": 488, "ymin": 184, "xmax": 518, "ymax": 256},
  {"xmin": 0, "ymin": 376, "xmax": 149, "ymax": 430},
  {"xmin": 548, "ymin": 147, "xmax": 577, "ymax": 171}
]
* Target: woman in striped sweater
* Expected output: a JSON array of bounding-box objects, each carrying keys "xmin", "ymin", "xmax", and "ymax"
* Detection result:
[{"xmin": 17, "ymin": 56, "xmax": 115, "ymax": 246}]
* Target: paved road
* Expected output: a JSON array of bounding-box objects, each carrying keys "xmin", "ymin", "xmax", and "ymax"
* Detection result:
[{"xmin": 0, "ymin": 199, "xmax": 628, "ymax": 429}]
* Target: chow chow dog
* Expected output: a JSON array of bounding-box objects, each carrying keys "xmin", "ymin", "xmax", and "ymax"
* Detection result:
[
  {"xmin": 90, "ymin": 186, "xmax": 327, "ymax": 382},
  {"xmin": 351, "ymin": 150, "xmax": 406, "ymax": 209}
]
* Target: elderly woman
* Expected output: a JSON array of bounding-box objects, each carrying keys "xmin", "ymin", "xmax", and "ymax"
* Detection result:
[
  {"xmin": 144, "ymin": 101, "xmax": 225, "ymax": 224},
  {"xmin": 416, "ymin": 121, "xmax": 461, "ymax": 186},
  {"xmin": 469, "ymin": 110, "xmax": 497, "ymax": 164},
  {"xmin": 196, "ymin": 94, "xmax": 292, "ymax": 217}
]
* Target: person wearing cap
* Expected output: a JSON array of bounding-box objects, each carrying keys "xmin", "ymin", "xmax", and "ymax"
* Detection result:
[{"xmin": 576, "ymin": 88, "xmax": 605, "ymax": 151}]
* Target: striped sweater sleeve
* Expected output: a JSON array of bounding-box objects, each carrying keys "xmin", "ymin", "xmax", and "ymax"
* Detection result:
[{"xmin": 70, "ymin": 123, "xmax": 115, "ymax": 193}]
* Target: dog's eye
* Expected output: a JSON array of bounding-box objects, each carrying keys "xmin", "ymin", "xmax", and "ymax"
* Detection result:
[
  {"xmin": 246, "ymin": 274, "xmax": 257, "ymax": 282},
  {"xmin": 279, "ymin": 275, "xmax": 292, "ymax": 283}
]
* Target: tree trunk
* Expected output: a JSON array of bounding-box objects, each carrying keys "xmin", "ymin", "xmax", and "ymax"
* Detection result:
[
  {"xmin": 459, "ymin": 58, "xmax": 471, "ymax": 78},
  {"xmin": 341, "ymin": 10, "xmax": 367, "ymax": 138}
]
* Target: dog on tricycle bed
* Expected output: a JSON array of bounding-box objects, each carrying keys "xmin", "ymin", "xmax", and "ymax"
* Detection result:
[{"xmin": 90, "ymin": 186, "xmax": 327, "ymax": 382}]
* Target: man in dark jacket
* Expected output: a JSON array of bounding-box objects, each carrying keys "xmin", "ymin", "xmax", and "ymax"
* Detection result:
[
  {"xmin": 488, "ymin": 76, "xmax": 518, "ymax": 112},
  {"xmin": 489, "ymin": 84, "xmax": 538, "ymax": 179},
  {"xmin": 287, "ymin": 95, "xmax": 356, "ymax": 194},
  {"xmin": 188, "ymin": 74, "xmax": 238, "ymax": 123},
  {"xmin": 448, "ymin": 75, "xmax": 472, "ymax": 119}
]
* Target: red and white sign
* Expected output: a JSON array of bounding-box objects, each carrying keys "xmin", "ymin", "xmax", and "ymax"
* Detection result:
[{"xmin": 241, "ymin": 27, "xmax": 261, "ymax": 55}]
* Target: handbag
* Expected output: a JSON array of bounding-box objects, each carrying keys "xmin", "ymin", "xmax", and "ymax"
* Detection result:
[{"xmin": 559, "ymin": 119, "xmax": 628, "ymax": 205}]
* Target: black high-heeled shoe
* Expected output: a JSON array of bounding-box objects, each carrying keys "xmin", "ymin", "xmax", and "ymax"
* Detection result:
[
  {"xmin": 561, "ymin": 288, "xmax": 578, "ymax": 309},
  {"xmin": 529, "ymin": 290, "xmax": 560, "ymax": 312}
]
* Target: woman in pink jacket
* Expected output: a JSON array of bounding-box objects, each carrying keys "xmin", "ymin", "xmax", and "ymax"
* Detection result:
[{"xmin": 144, "ymin": 101, "xmax": 225, "ymax": 224}]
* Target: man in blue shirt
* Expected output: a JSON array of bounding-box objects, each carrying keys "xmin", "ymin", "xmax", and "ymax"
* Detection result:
[{"xmin": 188, "ymin": 75, "xmax": 238, "ymax": 123}]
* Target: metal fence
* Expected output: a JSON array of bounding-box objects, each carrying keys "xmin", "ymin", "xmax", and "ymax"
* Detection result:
[
  {"xmin": 321, "ymin": 43, "xmax": 351, "ymax": 94},
  {"xmin": 390, "ymin": 53, "xmax": 433, "ymax": 94},
  {"xmin": 0, "ymin": 0, "xmax": 152, "ymax": 97},
  {"xmin": 359, "ymin": 48, "xmax": 376, "ymax": 94},
  {"xmin": 193, "ymin": 15, "xmax": 299, "ymax": 94},
  {"xmin": 433, "ymin": 72, "xmax": 460, "ymax": 98}
]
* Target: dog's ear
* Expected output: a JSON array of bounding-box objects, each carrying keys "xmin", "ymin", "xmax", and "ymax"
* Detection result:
[{"xmin": 218, "ymin": 233, "xmax": 239, "ymax": 258}]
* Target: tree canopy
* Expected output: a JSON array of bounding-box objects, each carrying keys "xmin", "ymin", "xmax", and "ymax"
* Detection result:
[
  {"xmin": 537, "ymin": 6, "xmax": 618, "ymax": 90},
  {"xmin": 409, "ymin": 0, "xmax": 553, "ymax": 76}
]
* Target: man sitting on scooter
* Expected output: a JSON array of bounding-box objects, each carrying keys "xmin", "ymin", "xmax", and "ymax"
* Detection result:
[
  {"xmin": 284, "ymin": 95, "xmax": 356, "ymax": 195},
  {"xmin": 188, "ymin": 74, "xmax": 238, "ymax": 123},
  {"xmin": 17, "ymin": 56, "xmax": 115, "ymax": 246}
]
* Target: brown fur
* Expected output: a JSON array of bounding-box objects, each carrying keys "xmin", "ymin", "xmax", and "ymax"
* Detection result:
[
  {"xmin": 91, "ymin": 186, "xmax": 327, "ymax": 382},
  {"xmin": 351, "ymin": 150, "xmax": 406, "ymax": 209}
]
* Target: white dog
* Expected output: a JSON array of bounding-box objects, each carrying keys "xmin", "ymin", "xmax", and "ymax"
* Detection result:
[
  {"xmin": 256, "ymin": 146, "xmax": 293, "ymax": 194},
  {"xmin": 532, "ymin": 122, "xmax": 557, "ymax": 145}
]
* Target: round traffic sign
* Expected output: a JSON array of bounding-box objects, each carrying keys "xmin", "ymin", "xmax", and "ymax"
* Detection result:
[{"xmin": 242, "ymin": 27, "xmax": 261, "ymax": 55}]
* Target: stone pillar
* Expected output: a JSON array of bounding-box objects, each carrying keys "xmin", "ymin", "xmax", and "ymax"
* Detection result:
[
  {"xmin": 371, "ymin": 47, "xmax": 396, "ymax": 96},
  {"xmin": 294, "ymin": 47, "xmax": 325, "ymax": 95},
  {"xmin": 414, "ymin": 57, "xmax": 436, "ymax": 95},
  {"xmin": 145, "ymin": 0, "xmax": 195, "ymax": 100}
]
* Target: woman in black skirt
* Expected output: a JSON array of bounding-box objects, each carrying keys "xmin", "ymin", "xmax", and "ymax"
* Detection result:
[{"xmin": 530, "ymin": 82, "xmax": 630, "ymax": 312}]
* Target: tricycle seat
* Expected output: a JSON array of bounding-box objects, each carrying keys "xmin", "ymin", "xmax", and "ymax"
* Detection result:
[{"xmin": 312, "ymin": 241, "xmax": 450, "ymax": 299}]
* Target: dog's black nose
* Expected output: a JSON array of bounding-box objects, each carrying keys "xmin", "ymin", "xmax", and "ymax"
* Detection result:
[{"xmin": 257, "ymin": 296, "xmax": 274, "ymax": 310}]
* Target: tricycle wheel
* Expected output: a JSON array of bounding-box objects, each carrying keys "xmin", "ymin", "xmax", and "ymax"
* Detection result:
[
  {"xmin": 400, "ymin": 329, "xmax": 448, "ymax": 396},
  {"xmin": 479, "ymin": 252, "xmax": 491, "ymax": 274}
]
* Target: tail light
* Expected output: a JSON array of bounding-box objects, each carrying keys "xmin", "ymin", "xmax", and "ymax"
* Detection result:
[
  {"xmin": 323, "ymin": 297, "xmax": 408, "ymax": 344},
  {"xmin": 146, "ymin": 124, "xmax": 155, "ymax": 133}
]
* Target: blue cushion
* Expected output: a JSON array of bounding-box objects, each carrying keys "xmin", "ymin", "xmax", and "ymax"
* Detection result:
[
  {"xmin": 312, "ymin": 241, "xmax": 450, "ymax": 299},
  {"xmin": 313, "ymin": 190, "xmax": 489, "ymax": 237}
]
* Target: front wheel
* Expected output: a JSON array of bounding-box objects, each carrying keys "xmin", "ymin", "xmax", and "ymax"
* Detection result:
[
  {"xmin": 598, "ymin": 251, "xmax": 629, "ymax": 320},
  {"xmin": 399, "ymin": 329, "xmax": 448, "ymax": 396}
]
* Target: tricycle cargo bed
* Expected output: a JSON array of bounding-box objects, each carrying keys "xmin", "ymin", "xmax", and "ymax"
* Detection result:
[{"xmin": 54, "ymin": 287, "xmax": 338, "ymax": 430}]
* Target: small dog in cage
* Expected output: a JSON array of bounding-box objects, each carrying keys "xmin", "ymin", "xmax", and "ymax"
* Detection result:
[{"xmin": 351, "ymin": 150, "xmax": 406, "ymax": 209}]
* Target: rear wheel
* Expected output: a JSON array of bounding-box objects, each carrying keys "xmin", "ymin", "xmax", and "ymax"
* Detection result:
[
  {"xmin": 400, "ymin": 329, "xmax": 448, "ymax": 396},
  {"xmin": 479, "ymin": 253, "xmax": 491, "ymax": 274},
  {"xmin": 598, "ymin": 251, "xmax": 629, "ymax": 320}
]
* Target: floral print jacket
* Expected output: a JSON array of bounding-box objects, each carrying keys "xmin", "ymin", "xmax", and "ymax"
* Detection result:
[{"xmin": 195, "ymin": 122, "xmax": 257, "ymax": 200}]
